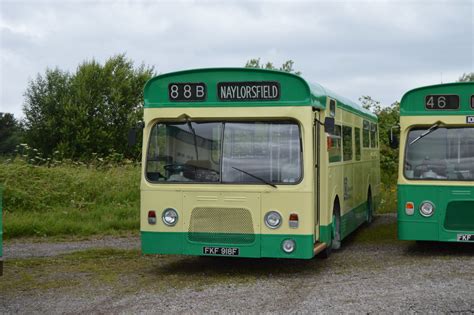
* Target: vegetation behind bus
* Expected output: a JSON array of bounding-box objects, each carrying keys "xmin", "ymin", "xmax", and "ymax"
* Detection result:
[
  {"xmin": 0, "ymin": 150, "xmax": 140, "ymax": 239},
  {"xmin": 0, "ymin": 57, "xmax": 472, "ymax": 238}
]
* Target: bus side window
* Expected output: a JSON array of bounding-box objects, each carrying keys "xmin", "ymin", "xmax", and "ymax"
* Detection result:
[
  {"xmin": 371, "ymin": 123, "xmax": 377, "ymax": 148},
  {"xmin": 343, "ymin": 125, "xmax": 353, "ymax": 161},
  {"xmin": 328, "ymin": 125, "xmax": 342, "ymax": 163},
  {"xmin": 329, "ymin": 99, "xmax": 336, "ymax": 117},
  {"xmin": 363, "ymin": 120, "xmax": 370, "ymax": 148},
  {"xmin": 355, "ymin": 127, "xmax": 361, "ymax": 161}
]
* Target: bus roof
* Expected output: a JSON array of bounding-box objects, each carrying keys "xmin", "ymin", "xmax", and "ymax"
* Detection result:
[
  {"xmin": 400, "ymin": 81, "xmax": 474, "ymax": 116},
  {"xmin": 144, "ymin": 68, "xmax": 377, "ymax": 121}
]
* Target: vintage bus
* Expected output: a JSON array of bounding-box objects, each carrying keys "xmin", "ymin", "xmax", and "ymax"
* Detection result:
[
  {"xmin": 395, "ymin": 82, "xmax": 474, "ymax": 242},
  {"xmin": 140, "ymin": 68, "xmax": 380, "ymax": 259}
]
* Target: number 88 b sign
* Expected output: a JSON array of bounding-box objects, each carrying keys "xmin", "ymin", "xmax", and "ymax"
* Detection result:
[{"xmin": 168, "ymin": 83, "xmax": 207, "ymax": 102}]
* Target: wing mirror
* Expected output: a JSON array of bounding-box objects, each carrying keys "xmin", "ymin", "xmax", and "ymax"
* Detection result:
[
  {"xmin": 389, "ymin": 125, "xmax": 400, "ymax": 149},
  {"xmin": 128, "ymin": 121, "xmax": 145, "ymax": 147},
  {"xmin": 324, "ymin": 117, "xmax": 335, "ymax": 134}
]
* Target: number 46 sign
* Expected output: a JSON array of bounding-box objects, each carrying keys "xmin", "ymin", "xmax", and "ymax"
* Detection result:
[{"xmin": 425, "ymin": 95, "xmax": 459, "ymax": 110}]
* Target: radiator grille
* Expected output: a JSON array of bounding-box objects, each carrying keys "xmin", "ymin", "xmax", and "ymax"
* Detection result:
[
  {"xmin": 188, "ymin": 207, "xmax": 255, "ymax": 244},
  {"xmin": 444, "ymin": 201, "xmax": 474, "ymax": 231}
]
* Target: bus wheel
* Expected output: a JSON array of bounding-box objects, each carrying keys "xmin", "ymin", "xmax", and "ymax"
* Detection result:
[
  {"xmin": 319, "ymin": 203, "xmax": 341, "ymax": 258},
  {"xmin": 366, "ymin": 191, "xmax": 374, "ymax": 224},
  {"xmin": 331, "ymin": 211, "xmax": 341, "ymax": 250}
]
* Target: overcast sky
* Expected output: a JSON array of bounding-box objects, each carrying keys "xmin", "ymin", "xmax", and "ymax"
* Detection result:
[{"xmin": 1, "ymin": 0, "xmax": 473, "ymax": 118}]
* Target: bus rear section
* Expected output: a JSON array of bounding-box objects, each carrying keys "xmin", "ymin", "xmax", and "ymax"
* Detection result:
[{"xmin": 397, "ymin": 82, "xmax": 474, "ymax": 242}]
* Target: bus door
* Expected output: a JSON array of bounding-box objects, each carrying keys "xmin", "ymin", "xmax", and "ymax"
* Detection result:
[{"xmin": 314, "ymin": 111, "xmax": 321, "ymax": 239}]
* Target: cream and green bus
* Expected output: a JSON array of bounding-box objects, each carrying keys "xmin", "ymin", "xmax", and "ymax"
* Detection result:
[
  {"xmin": 394, "ymin": 82, "xmax": 474, "ymax": 242},
  {"xmin": 140, "ymin": 68, "xmax": 380, "ymax": 259}
]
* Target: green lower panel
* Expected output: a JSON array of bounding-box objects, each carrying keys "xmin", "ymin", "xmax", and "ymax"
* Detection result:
[
  {"xmin": 398, "ymin": 220, "xmax": 438, "ymax": 240},
  {"xmin": 398, "ymin": 184, "xmax": 474, "ymax": 242},
  {"xmin": 141, "ymin": 231, "xmax": 314, "ymax": 259}
]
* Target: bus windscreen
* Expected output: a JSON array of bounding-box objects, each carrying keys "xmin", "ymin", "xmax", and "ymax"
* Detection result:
[
  {"xmin": 146, "ymin": 121, "xmax": 302, "ymax": 184},
  {"xmin": 405, "ymin": 127, "xmax": 474, "ymax": 181}
]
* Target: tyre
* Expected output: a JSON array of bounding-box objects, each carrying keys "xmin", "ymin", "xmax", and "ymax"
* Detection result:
[
  {"xmin": 331, "ymin": 212, "xmax": 341, "ymax": 250},
  {"xmin": 366, "ymin": 191, "xmax": 374, "ymax": 224}
]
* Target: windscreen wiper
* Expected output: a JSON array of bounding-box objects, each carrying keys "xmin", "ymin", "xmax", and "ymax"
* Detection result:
[
  {"xmin": 409, "ymin": 122, "xmax": 443, "ymax": 145},
  {"xmin": 186, "ymin": 118, "xmax": 199, "ymax": 160},
  {"xmin": 232, "ymin": 167, "xmax": 277, "ymax": 188}
]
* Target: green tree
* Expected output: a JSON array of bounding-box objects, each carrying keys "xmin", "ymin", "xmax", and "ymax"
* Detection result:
[
  {"xmin": 23, "ymin": 54, "xmax": 154, "ymax": 159},
  {"xmin": 245, "ymin": 58, "xmax": 301, "ymax": 75},
  {"xmin": 360, "ymin": 96, "xmax": 400, "ymax": 185},
  {"xmin": 0, "ymin": 113, "xmax": 22, "ymax": 155},
  {"xmin": 457, "ymin": 72, "xmax": 474, "ymax": 82},
  {"xmin": 23, "ymin": 68, "xmax": 71, "ymax": 156}
]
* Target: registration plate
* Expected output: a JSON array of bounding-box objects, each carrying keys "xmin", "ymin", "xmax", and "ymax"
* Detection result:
[
  {"xmin": 457, "ymin": 234, "xmax": 474, "ymax": 242},
  {"xmin": 202, "ymin": 246, "xmax": 240, "ymax": 256}
]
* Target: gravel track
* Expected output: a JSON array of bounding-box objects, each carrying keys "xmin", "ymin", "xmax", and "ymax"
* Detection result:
[
  {"xmin": 1, "ymin": 214, "xmax": 473, "ymax": 314},
  {"xmin": 4, "ymin": 235, "xmax": 140, "ymax": 259}
]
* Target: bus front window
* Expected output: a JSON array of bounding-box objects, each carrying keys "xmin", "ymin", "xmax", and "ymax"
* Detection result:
[
  {"xmin": 222, "ymin": 122, "xmax": 301, "ymax": 184},
  {"xmin": 146, "ymin": 122, "xmax": 221, "ymax": 182},
  {"xmin": 405, "ymin": 127, "xmax": 474, "ymax": 181},
  {"xmin": 146, "ymin": 121, "xmax": 302, "ymax": 184}
]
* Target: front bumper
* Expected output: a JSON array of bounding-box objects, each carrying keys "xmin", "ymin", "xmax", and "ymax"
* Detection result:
[{"xmin": 141, "ymin": 231, "xmax": 314, "ymax": 259}]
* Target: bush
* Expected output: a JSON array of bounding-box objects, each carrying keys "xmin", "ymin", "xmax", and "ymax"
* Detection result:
[{"xmin": 0, "ymin": 152, "xmax": 140, "ymax": 238}]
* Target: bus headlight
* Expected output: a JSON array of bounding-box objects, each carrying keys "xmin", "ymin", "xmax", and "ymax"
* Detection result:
[
  {"xmin": 264, "ymin": 211, "xmax": 282, "ymax": 229},
  {"xmin": 282, "ymin": 239, "xmax": 296, "ymax": 253},
  {"xmin": 162, "ymin": 208, "xmax": 178, "ymax": 226},
  {"xmin": 420, "ymin": 201, "xmax": 435, "ymax": 217}
]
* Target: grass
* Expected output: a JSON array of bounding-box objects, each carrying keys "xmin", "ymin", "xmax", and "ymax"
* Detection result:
[
  {"xmin": 377, "ymin": 182, "xmax": 397, "ymax": 214},
  {"xmin": 352, "ymin": 220, "xmax": 398, "ymax": 244},
  {"xmin": 0, "ymin": 154, "xmax": 397, "ymax": 239},
  {"xmin": 0, "ymin": 159, "xmax": 140, "ymax": 239}
]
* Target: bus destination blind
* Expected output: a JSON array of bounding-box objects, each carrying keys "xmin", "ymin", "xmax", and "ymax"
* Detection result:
[
  {"xmin": 218, "ymin": 81, "xmax": 280, "ymax": 101},
  {"xmin": 425, "ymin": 95, "xmax": 459, "ymax": 110}
]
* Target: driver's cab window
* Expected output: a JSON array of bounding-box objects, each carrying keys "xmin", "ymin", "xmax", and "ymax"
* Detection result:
[
  {"xmin": 146, "ymin": 122, "xmax": 221, "ymax": 183},
  {"xmin": 405, "ymin": 127, "xmax": 474, "ymax": 181}
]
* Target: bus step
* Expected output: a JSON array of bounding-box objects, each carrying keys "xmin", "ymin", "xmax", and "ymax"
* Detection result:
[{"xmin": 313, "ymin": 242, "xmax": 327, "ymax": 255}]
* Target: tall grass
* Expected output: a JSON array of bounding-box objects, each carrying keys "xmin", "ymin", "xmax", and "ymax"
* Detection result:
[
  {"xmin": 0, "ymin": 150, "xmax": 140, "ymax": 239},
  {"xmin": 377, "ymin": 170, "xmax": 398, "ymax": 214}
]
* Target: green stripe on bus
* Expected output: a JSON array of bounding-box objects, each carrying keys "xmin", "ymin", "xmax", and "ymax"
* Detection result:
[{"xmin": 141, "ymin": 231, "xmax": 314, "ymax": 259}]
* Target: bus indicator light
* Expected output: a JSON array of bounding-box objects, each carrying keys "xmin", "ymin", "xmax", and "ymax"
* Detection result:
[
  {"xmin": 289, "ymin": 213, "xmax": 299, "ymax": 228},
  {"xmin": 467, "ymin": 116, "xmax": 474, "ymax": 124},
  {"xmin": 405, "ymin": 202, "xmax": 414, "ymax": 215},
  {"xmin": 148, "ymin": 210, "xmax": 157, "ymax": 224}
]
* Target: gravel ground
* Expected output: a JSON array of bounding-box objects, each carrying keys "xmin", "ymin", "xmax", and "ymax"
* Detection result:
[
  {"xmin": 1, "ymin": 214, "xmax": 473, "ymax": 314},
  {"xmin": 4, "ymin": 235, "xmax": 140, "ymax": 259}
]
